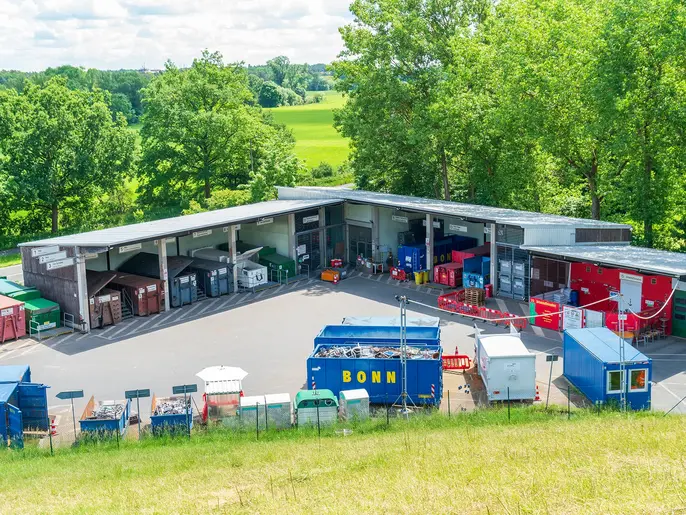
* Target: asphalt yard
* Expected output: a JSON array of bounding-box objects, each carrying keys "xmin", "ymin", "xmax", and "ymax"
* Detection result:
[{"xmin": 1, "ymin": 270, "xmax": 685, "ymax": 441}]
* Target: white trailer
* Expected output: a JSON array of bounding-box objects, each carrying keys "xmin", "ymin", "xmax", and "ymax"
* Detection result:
[{"xmin": 476, "ymin": 328, "xmax": 536, "ymax": 402}]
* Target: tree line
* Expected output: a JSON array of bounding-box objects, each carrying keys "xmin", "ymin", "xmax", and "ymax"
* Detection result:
[
  {"xmin": 0, "ymin": 51, "xmax": 312, "ymax": 241},
  {"xmin": 333, "ymin": 0, "xmax": 686, "ymax": 250}
]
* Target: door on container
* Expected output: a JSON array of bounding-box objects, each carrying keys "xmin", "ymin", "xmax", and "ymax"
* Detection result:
[
  {"xmin": 620, "ymin": 275, "xmax": 642, "ymax": 312},
  {"xmin": 673, "ymin": 290, "xmax": 686, "ymax": 338},
  {"xmin": 147, "ymin": 285, "xmax": 160, "ymax": 314},
  {"xmin": 348, "ymin": 224, "xmax": 372, "ymax": 260},
  {"xmin": 18, "ymin": 383, "xmax": 49, "ymax": 431},
  {"xmin": 7, "ymin": 404, "xmax": 23, "ymax": 449}
]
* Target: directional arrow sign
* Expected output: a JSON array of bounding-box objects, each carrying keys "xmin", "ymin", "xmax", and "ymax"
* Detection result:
[
  {"xmin": 172, "ymin": 384, "xmax": 197, "ymax": 395},
  {"xmin": 56, "ymin": 390, "xmax": 84, "ymax": 400},
  {"xmin": 125, "ymin": 389, "xmax": 151, "ymax": 399}
]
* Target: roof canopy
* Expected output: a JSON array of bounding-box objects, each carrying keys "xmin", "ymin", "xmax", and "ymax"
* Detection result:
[
  {"xmin": 525, "ymin": 245, "xmax": 686, "ymax": 278},
  {"xmin": 278, "ymin": 186, "xmax": 630, "ymax": 229},
  {"xmin": 20, "ymin": 199, "xmax": 340, "ymax": 249}
]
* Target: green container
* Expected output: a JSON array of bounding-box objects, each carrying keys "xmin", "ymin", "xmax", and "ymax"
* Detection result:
[
  {"xmin": 260, "ymin": 253, "xmax": 297, "ymax": 280},
  {"xmin": 218, "ymin": 242, "xmax": 276, "ymax": 257},
  {"xmin": 0, "ymin": 279, "xmax": 41, "ymax": 302},
  {"xmin": 673, "ymin": 290, "xmax": 686, "ymax": 338},
  {"xmin": 23, "ymin": 298, "xmax": 61, "ymax": 332}
]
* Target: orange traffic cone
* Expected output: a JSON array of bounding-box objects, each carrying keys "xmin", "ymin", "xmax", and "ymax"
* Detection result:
[
  {"xmin": 50, "ymin": 418, "xmax": 58, "ymax": 436},
  {"xmin": 333, "ymin": 274, "xmax": 339, "ymax": 285}
]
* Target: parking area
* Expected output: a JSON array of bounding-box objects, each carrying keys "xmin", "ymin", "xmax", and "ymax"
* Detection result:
[{"xmin": 1, "ymin": 271, "xmax": 685, "ymax": 439}]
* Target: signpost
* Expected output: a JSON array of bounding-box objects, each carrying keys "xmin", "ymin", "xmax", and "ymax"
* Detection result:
[
  {"xmin": 56, "ymin": 390, "xmax": 84, "ymax": 443},
  {"xmin": 545, "ymin": 355, "xmax": 559, "ymax": 409},
  {"xmin": 172, "ymin": 384, "xmax": 197, "ymax": 439},
  {"xmin": 125, "ymin": 389, "xmax": 151, "ymax": 440}
]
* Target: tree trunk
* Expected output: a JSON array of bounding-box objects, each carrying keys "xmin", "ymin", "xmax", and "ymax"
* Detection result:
[
  {"xmin": 441, "ymin": 148, "xmax": 451, "ymax": 201},
  {"xmin": 587, "ymin": 154, "xmax": 601, "ymax": 220},
  {"xmin": 204, "ymin": 177, "xmax": 211, "ymax": 199},
  {"xmin": 51, "ymin": 203, "xmax": 59, "ymax": 234},
  {"xmin": 642, "ymin": 123, "xmax": 653, "ymax": 247},
  {"xmin": 591, "ymin": 195, "xmax": 601, "ymax": 221}
]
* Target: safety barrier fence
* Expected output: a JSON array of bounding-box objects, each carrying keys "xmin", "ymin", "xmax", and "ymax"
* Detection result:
[{"xmin": 437, "ymin": 290, "xmax": 528, "ymax": 330}]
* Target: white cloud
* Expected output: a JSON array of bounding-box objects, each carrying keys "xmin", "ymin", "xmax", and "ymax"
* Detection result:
[{"xmin": 0, "ymin": 0, "xmax": 354, "ymax": 71}]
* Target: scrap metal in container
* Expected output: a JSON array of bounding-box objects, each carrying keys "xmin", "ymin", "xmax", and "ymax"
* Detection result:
[{"xmin": 313, "ymin": 344, "xmax": 440, "ymax": 360}]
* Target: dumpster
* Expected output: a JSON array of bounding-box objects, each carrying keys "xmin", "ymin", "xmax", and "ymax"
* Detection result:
[
  {"xmin": 239, "ymin": 395, "xmax": 267, "ymax": 430},
  {"xmin": 476, "ymin": 327, "xmax": 536, "ymax": 401},
  {"xmin": 189, "ymin": 258, "xmax": 232, "ymax": 297},
  {"xmin": 0, "ymin": 295, "xmax": 26, "ymax": 342},
  {"xmin": 314, "ymin": 325, "xmax": 440, "ymax": 348},
  {"xmin": 236, "ymin": 260, "xmax": 268, "ymax": 289},
  {"xmin": 452, "ymin": 244, "xmax": 491, "ymax": 266},
  {"xmin": 307, "ymin": 344, "xmax": 443, "ymax": 405},
  {"xmin": 190, "ymin": 248, "xmax": 230, "ymax": 263},
  {"xmin": 339, "ymin": 389, "xmax": 370, "ymax": 421},
  {"xmin": 24, "ymin": 298, "xmax": 61, "ymax": 333},
  {"xmin": 433, "ymin": 262, "xmax": 463, "ymax": 288},
  {"xmin": 0, "ymin": 279, "xmax": 41, "ymax": 302},
  {"xmin": 110, "ymin": 273, "xmax": 164, "ymax": 316},
  {"xmin": 398, "ymin": 244, "xmax": 426, "ymax": 273},
  {"xmin": 150, "ymin": 395, "xmax": 192, "ymax": 434},
  {"xmin": 87, "ymin": 270, "xmax": 122, "ymax": 329},
  {"xmin": 260, "ymin": 253, "xmax": 296, "ymax": 282},
  {"xmin": 0, "ymin": 365, "xmax": 31, "ymax": 383},
  {"xmin": 563, "ymin": 328, "xmax": 651, "ymax": 410},
  {"xmin": 341, "ymin": 316, "xmax": 440, "ymax": 327},
  {"xmin": 118, "ymin": 252, "xmax": 197, "ymax": 308},
  {"xmin": 79, "ymin": 396, "xmax": 131, "ymax": 436},
  {"xmin": 294, "ymin": 390, "xmax": 339, "ymax": 426},
  {"xmin": 264, "ymin": 393, "xmax": 292, "ymax": 429}
]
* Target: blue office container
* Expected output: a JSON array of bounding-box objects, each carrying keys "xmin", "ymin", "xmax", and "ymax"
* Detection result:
[
  {"xmin": 307, "ymin": 344, "xmax": 443, "ymax": 405},
  {"xmin": 314, "ymin": 325, "xmax": 441, "ymax": 348},
  {"xmin": 563, "ymin": 328, "xmax": 652, "ymax": 410},
  {"xmin": 0, "ymin": 365, "xmax": 31, "ymax": 384},
  {"xmin": 398, "ymin": 244, "xmax": 426, "ymax": 273}
]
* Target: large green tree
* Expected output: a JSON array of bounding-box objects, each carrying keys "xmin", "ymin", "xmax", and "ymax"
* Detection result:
[
  {"xmin": 0, "ymin": 78, "xmax": 136, "ymax": 233},
  {"xmin": 595, "ymin": 0, "xmax": 686, "ymax": 247},
  {"xmin": 139, "ymin": 50, "xmax": 300, "ymax": 205}
]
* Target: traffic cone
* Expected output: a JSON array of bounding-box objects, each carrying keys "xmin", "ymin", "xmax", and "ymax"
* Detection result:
[
  {"xmin": 50, "ymin": 418, "xmax": 58, "ymax": 436},
  {"xmin": 333, "ymin": 274, "xmax": 339, "ymax": 285},
  {"xmin": 534, "ymin": 385, "xmax": 541, "ymax": 402}
]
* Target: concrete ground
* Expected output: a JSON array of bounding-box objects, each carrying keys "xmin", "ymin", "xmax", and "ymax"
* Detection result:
[{"xmin": 1, "ymin": 269, "xmax": 685, "ymax": 442}]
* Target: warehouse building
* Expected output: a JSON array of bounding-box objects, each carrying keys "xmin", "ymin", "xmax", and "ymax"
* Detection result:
[{"xmin": 16, "ymin": 187, "xmax": 686, "ymax": 336}]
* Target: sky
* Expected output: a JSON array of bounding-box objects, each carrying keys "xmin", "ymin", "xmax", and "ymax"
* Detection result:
[{"xmin": 0, "ymin": 0, "xmax": 354, "ymax": 71}]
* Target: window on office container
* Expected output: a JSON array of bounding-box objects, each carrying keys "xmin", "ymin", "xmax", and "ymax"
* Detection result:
[
  {"xmin": 607, "ymin": 370, "xmax": 624, "ymax": 394},
  {"xmin": 630, "ymin": 369, "xmax": 648, "ymax": 392}
]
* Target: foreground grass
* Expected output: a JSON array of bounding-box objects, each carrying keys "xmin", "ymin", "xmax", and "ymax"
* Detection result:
[
  {"xmin": 0, "ymin": 253, "xmax": 21, "ymax": 267},
  {"xmin": 270, "ymin": 91, "xmax": 349, "ymax": 168},
  {"xmin": 1, "ymin": 408, "xmax": 685, "ymax": 514}
]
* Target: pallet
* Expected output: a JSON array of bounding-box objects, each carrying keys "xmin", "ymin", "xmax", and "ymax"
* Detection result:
[{"xmin": 464, "ymin": 288, "xmax": 485, "ymax": 307}]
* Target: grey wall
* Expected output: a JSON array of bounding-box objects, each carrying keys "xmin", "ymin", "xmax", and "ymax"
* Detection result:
[
  {"xmin": 239, "ymin": 215, "xmax": 290, "ymax": 257},
  {"xmin": 21, "ymin": 246, "xmax": 80, "ymax": 318}
]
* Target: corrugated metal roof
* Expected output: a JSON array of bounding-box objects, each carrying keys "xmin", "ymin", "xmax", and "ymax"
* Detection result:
[
  {"xmin": 20, "ymin": 199, "xmax": 340, "ymax": 248},
  {"xmin": 566, "ymin": 328, "xmax": 650, "ymax": 363},
  {"xmin": 277, "ymin": 187, "xmax": 630, "ymax": 229},
  {"xmin": 525, "ymin": 245, "xmax": 686, "ymax": 277}
]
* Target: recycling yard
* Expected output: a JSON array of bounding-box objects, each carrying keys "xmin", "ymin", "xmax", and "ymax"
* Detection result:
[{"xmin": 2, "ymin": 272, "xmax": 686, "ymax": 443}]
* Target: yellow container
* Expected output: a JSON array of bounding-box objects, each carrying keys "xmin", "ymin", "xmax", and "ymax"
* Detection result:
[
  {"xmin": 423, "ymin": 270, "xmax": 430, "ymax": 283},
  {"xmin": 415, "ymin": 272, "xmax": 424, "ymax": 285}
]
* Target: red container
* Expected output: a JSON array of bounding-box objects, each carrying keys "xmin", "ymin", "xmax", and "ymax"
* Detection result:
[
  {"xmin": 434, "ymin": 263, "xmax": 463, "ymax": 288},
  {"xmin": 452, "ymin": 244, "xmax": 491, "ymax": 266},
  {"xmin": 109, "ymin": 273, "xmax": 164, "ymax": 316},
  {"xmin": 330, "ymin": 258, "xmax": 343, "ymax": 268},
  {"xmin": 0, "ymin": 294, "xmax": 26, "ymax": 343},
  {"xmin": 485, "ymin": 284, "xmax": 493, "ymax": 298}
]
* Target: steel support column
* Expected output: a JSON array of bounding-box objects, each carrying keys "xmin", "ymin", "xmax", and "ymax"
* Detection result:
[
  {"xmin": 371, "ymin": 206, "xmax": 380, "ymax": 260},
  {"xmin": 426, "ymin": 214, "xmax": 434, "ymax": 280},
  {"xmin": 490, "ymin": 223, "xmax": 497, "ymax": 295},
  {"xmin": 75, "ymin": 247, "xmax": 90, "ymax": 333},
  {"xmin": 158, "ymin": 242, "xmax": 170, "ymax": 312},
  {"xmin": 318, "ymin": 207, "xmax": 327, "ymax": 269},
  {"xmin": 228, "ymin": 225, "xmax": 238, "ymax": 293}
]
